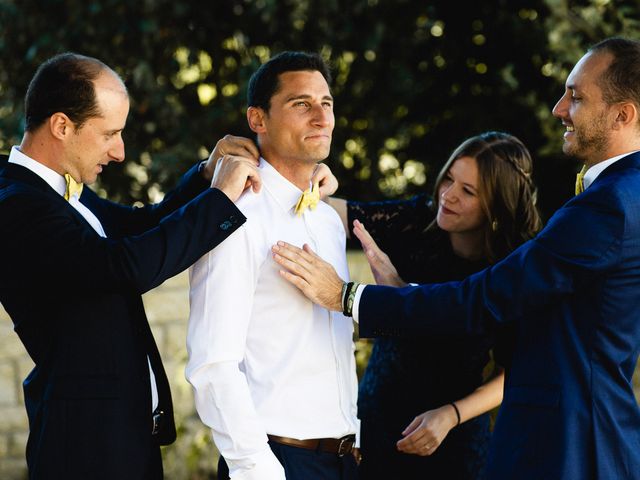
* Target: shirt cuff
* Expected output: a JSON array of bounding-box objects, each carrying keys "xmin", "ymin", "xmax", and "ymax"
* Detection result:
[
  {"xmin": 227, "ymin": 449, "xmax": 285, "ymax": 480},
  {"xmin": 351, "ymin": 284, "xmax": 366, "ymax": 323}
]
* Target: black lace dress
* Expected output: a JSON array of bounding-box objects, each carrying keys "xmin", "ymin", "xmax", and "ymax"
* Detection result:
[{"xmin": 349, "ymin": 195, "xmax": 500, "ymax": 480}]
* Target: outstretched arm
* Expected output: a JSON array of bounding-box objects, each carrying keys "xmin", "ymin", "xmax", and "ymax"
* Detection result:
[
  {"xmin": 273, "ymin": 191, "xmax": 624, "ymax": 337},
  {"xmin": 327, "ymin": 197, "xmax": 348, "ymax": 234},
  {"xmin": 272, "ymin": 242, "xmax": 346, "ymax": 312},
  {"xmin": 397, "ymin": 369, "xmax": 504, "ymax": 456}
]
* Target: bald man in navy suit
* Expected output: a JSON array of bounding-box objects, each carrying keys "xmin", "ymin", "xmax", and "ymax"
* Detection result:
[{"xmin": 0, "ymin": 52, "xmax": 260, "ymax": 479}]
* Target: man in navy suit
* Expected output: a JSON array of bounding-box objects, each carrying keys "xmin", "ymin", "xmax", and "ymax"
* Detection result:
[
  {"xmin": 0, "ymin": 53, "xmax": 260, "ymax": 479},
  {"xmin": 271, "ymin": 37, "xmax": 640, "ymax": 479}
]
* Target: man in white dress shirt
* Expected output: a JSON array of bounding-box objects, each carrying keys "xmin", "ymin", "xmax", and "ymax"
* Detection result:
[{"xmin": 186, "ymin": 52, "xmax": 359, "ymax": 480}]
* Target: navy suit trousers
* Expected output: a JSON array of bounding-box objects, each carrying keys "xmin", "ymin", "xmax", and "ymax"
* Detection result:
[{"xmin": 217, "ymin": 440, "xmax": 358, "ymax": 480}]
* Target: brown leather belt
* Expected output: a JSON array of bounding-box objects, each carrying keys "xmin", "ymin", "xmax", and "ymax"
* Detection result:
[{"xmin": 267, "ymin": 434, "xmax": 356, "ymax": 457}]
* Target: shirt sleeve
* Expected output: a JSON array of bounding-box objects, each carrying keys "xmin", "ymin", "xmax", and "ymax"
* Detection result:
[
  {"xmin": 351, "ymin": 284, "xmax": 367, "ymax": 323},
  {"xmin": 346, "ymin": 194, "xmax": 433, "ymax": 249},
  {"xmin": 185, "ymin": 219, "xmax": 285, "ymax": 480}
]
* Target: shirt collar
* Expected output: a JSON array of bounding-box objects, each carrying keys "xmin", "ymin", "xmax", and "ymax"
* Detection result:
[
  {"xmin": 259, "ymin": 157, "xmax": 309, "ymax": 214},
  {"xmin": 8, "ymin": 145, "xmax": 67, "ymax": 197},
  {"xmin": 583, "ymin": 150, "xmax": 640, "ymax": 190}
]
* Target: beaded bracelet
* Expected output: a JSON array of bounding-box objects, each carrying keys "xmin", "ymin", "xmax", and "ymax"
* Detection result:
[
  {"xmin": 340, "ymin": 282, "xmax": 349, "ymax": 312},
  {"xmin": 343, "ymin": 281, "xmax": 360, "ymax": 317}
]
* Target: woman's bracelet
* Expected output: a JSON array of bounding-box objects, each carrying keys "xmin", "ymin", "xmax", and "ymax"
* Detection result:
[{"xmin": 449, "ymin": 402, "xmax": 461, "ymax": 427}]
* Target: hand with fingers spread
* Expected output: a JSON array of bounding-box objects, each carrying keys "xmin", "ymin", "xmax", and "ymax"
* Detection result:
[
  {"xmin": 271, "ymin": 241, "xmax": 345, "ymax": 312},
  {"xmin": 310, "ymin": 163, "xmax": 339, "ymax": 200},
  {"xmin": 352, "ymin": 219, "xmax": 407, "ymax": 287},
  {"xmin": 201, "ymin": 134, "xmax": 260, "ymax": 181},
  {"xmin": 211, "ymin": 154, "xmax": 262, "ymax": 203},
  {"xmin": 396, "ymin": 404, "xmax": 459, "ymax": 456}
]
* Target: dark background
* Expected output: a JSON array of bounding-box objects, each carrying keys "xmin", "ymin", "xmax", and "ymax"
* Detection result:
[{"xmin": 1, "ymin": 0, "xmax": 638, "ymax": 219}]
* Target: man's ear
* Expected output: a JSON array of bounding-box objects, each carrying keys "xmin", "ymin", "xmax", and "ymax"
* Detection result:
[
  {"xmin": 247, "ymin": 107, "xmax": 267, "ymax": 134},
  {"xmin": 49, "ymin": 112, "xmax": 73, "ymax": 140},
  {"xmin": 613, "ymin": 102, "xmax": 638, "ymax": 130}
]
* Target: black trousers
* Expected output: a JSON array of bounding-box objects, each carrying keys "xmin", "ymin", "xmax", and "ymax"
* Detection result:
[
  {"xmin": 217, "ymin": 439, "xmax": 358, "ymax": 480},
  {"xmin": 358, "ymin": 414, "xmax": 490, "ymax": 480},
  {"xmin": 144, "ymin": 444, "xmax": 164, "ymax": 480}
]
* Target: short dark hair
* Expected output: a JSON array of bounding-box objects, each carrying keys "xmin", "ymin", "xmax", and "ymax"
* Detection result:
[
  {"xmin": 25, "ymin": 52, "xmax": 114, "ymax": 132},
  {"xmin": 589, "ymin": 37, "xmax": 640, "ymax": 113},
  {"xmin": 247, "ymin": 51, "xmax": 332, "ymax": 112}
]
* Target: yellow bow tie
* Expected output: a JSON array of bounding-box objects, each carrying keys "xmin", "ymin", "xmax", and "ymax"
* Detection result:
[
  {"xmin": 64, "ymin": 173, "xmax": 84, "ymax": 201},
  {"xmin": 575, "ymin": 164, "xmax": 587, "ymax": 196},
  {"xmin": 294, "ymin": 181, "xmax": 320, "ymax": 216}
]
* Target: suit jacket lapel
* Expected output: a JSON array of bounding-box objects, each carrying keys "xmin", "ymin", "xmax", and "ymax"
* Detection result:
[
  {"xmin": 1, "ymin": 158, "xmax": 59, "ymax": 196},
  {"xmin": 1, "ymin": 160, "xmax": 102, "ymax": 232}
]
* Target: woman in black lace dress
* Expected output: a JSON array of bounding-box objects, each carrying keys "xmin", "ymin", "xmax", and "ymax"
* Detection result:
[{"xmin": 329, "ymin": 132, "xmax": 542, "ymax": 479}]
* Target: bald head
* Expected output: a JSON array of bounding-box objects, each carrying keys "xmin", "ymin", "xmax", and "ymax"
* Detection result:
[{"xmin": 25, "ymin": 52, "xmax": 127, "ymax": 132}]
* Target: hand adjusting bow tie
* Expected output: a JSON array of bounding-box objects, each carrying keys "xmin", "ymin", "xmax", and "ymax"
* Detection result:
[
  {"xmin": 64, "ymin": 173, "xmax": 84, "ymax": 201},
  {"xmin": 294, "ymin": 181, "xmax": 320, "ymax": 216}
]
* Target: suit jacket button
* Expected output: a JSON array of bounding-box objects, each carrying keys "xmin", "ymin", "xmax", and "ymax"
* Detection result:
[{"xmin": 220, "ymin": 220, "xmax": 232, "ymax": 230}]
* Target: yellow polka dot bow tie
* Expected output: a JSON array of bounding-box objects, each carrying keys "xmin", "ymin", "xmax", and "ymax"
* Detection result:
[
  {"xmin": 64, "ymin": 173, "xmax": 84, "ymax": 201},
  {"xmin": 575, "ymin": 164, "xmax": 587, "ymax": 196},
  {"xmin": 294, "ymin": 181, "xmax": 320, "ymax": 216}
]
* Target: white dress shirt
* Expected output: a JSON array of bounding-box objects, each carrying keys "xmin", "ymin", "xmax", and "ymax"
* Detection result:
[
  {"xmin": 352, "ymin": 150, "xmax": 640, "ymax": 323},
  {"xmin": 8, "ymin": 146, "xmax": 159, "ymax": 411},
  {"xmin": 186, "ymin": 158, "xmax": 359, "ymax": 480}
]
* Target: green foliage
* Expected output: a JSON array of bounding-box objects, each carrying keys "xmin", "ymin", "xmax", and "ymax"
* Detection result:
[
  {"xmin": 0, "ymin": 0, "xmax": 559, "ymax": 209},
  {"xmin": 5, "ymin": 0, "xmax": 634, "ymax": 214},
  {"xmin": 3, "ymin": 0, "xmax": 639, "ymax": 214}
]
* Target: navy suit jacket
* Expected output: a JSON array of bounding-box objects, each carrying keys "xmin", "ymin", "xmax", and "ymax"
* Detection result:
[
  {"xmin": 359, "ymin": 152, "xmax": 640, "ymax": 479},
  {"xmin": 0, "ymin": 155, "xmax": 245, "ymax": 479}
]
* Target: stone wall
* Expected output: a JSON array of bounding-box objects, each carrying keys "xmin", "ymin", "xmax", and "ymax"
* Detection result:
[
  {"xmin": 0, "ymin": 307, "xmax": 31, "ymax": 480},
  {"xmin": 1, "ymin": 254, "xmax": 640, "ymax": 479},
  {"xmin": 0, "ymin": 252, "xmax": 374, "ymax": 479}
]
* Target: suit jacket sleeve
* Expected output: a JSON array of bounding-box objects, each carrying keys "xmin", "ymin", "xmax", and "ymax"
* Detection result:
[
  {"xmin": 358, "ymin": 188, "xmax": 624, "ymax": 337},
  {"xmin": 1, "ymin": 183, "xmax": 245, "ymax": 296},
  {"xmin": 83, "ymin": 162, "xmax": 210, "ymax": 237}
]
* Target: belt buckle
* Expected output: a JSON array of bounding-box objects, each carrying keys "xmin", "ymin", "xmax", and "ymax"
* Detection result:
[
  {"xmin": 337, "ymin": 436, "xmax": 353, "ymax": 457},
  {"xmin": 152, "ymin": 410, "xmax": 164, "ymax": 435}
]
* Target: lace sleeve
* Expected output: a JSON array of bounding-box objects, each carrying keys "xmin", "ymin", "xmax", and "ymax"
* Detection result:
[{"xmin": 346, "ymin": 194, "xmax": 435, "ymax": 248}]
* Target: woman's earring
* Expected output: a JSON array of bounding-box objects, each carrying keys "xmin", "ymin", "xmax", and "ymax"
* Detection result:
[{"xmin": 492, "ymin": 219, "xmax": 498, "ymax": 232}]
